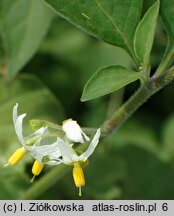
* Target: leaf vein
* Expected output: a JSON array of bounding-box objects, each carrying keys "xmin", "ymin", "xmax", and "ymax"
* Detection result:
[{"xmin": 94, "ymin": 0, "xmax": 132, "ymax": 53}]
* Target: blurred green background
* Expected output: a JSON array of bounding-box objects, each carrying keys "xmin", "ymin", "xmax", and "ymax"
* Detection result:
[{"xmin": 1, "ymin": 0, "xmax": 174, "ymax": 200}]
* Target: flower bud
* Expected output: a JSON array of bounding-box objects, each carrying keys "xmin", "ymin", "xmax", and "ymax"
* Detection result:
[
  {"xmin": 62, "ymin": 119, "xmax": 89, "ymax": 143},
  {"xmin": 29, "ymin": 120, "xmax": 44, "ymax": 130}
]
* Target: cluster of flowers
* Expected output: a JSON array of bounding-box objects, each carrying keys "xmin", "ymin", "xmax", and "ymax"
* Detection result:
[{"xmin": 6, "ymin": 104, "xmax": 101, "ymax": 196}]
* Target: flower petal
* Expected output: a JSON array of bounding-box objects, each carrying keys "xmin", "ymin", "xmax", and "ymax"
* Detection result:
[
  {"xmin": 79, "ymin": 128, "xmax": 101, "ymax": 161},
  {"xmin": 13, "ymin": 103, "xmax": 18, "ymax": 124},
  {"xmin": 62, "ymin": 119, "xmax": 89, "ymax": 143},
  {"xmin": 13, "ymin": 104, "xmax": 27, "ymax": 147},
  {"xmin": 56, "ymin": 137, "xmax": 78, "ymax": 164},
  {"xmin": 45, "ymin": 159, "xmax": 62, "ymax": 166},
  {"xmin": 26, "ymin": 126, "xmax": 48, "ymax": 147},
  {"xmin": 30, "ymin": 142, "xmax": 61, "ymax": 163},
  {"xmin": 26, "ymin": 127, "xmax": 46, "ymax": 140},
  {"xmin": 81, "ymin": 130, "xmax": 90, "ymax": 142}
]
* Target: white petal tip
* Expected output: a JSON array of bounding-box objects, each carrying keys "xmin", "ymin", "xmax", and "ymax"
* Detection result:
[
  {"xmin": 21, "ymin": 113, "xmax": 27, "ymax": 118},
  {"xmin": 97, "ymin": 128, "xmax": 101, "ymax": 135}
]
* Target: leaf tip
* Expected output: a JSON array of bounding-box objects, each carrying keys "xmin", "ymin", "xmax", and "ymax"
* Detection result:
[{"xmin": 80, "ymin": 91, "xmax": 88, "ymax": 102}]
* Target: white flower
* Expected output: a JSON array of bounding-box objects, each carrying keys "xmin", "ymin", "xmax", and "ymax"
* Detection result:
[
  {"xmin": 56, "ymin": 128, "xmax": 101, "ymax": 164},
  {"xmin": 62, "ymin": 119, "xmax": 90, "ymax": 143},
  {"xmin": 13, "ymin": 103, "xmax": 44, "ymax": 151},
  {"xmin": 11, "ymin": 104, "xmax": 101, "ymax": 194},
  {"xmin": 12, "ymin": 103, "xmax": 61, "ymax": 164},
  {"xmin": 31, "ymin": 142, "xmax": 61, "ymax": 165},
  {"xmin": 52, "ymin": 128, "xmax": 100, "ymax": 196}
]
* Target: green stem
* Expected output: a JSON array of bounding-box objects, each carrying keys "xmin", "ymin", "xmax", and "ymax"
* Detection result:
[
  {"xmin": 21, "ymin": 65, "xmax": 174, "ymax": 199},
  {"xmin": 30, "ymin": 120, "xmax": 103, "ymax": 137},
  {"xmin": 82, "ymin": 127, "xmax": 107, "ymax": 137},
  {"xmin": 102, "ymin": 65, "xmax": 174, "ymax": 133},
  {"xmin": 20, "ymin": 164, "xmax": 69, "ymax": 199},
  {"xmin": 30, "ymin": 119, "xmax": 62, "ymax": 131},
  {"xmin": 20, "ymin": 144, "xmax": 87, "ymax": 200},
  {"xmin": 106, "ymin": 89, "xmax": 124, "ymax": 118}
]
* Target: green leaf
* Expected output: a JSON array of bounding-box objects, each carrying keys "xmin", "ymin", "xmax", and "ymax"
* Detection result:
[
  {"xmin": 45, "ymin": 0, "xmax": 143, "ymax": 62},
  {"xmin": 163, "ymin": 115, "xmax": 174, "ymax": 145},
  {"xmin": 161, "ymin": 114, "xmax": 174, "ymax": 160},
  {"xmin": 0, "ymin": 74, "xmax": 64, "ymax": 164},
  {"xmin": 0, "ymin": 0, "xmax": 53, "ymax": 78},
  {"xmin": 134, "ymin": 0, "xmax": 159, "ymax": 67},
  {"xmin": 120, "ymin": 146, "xmax": 174, "ymax": 199},
  {"xmin": 160, "ymin": 0, "xmax": 174, "ymax": 46},
  {"xmin": 81, "ymin": 65, "xmax": 141, "ymax": 101},
  {"xmin": 109, "ymin": 119, "xmax": 159, "ymax": 155},
  {"xmin": 0, "ymin": 169, "xmax": 30, "ymax": 199},
  {"xmin": 86, "ymin": 149, "xmax": 124, "ymax": 199},
  {"xmin": 156, "ymin": 0, "xmax": 174, "ymax": 74},
  {"xmin": 0, "ymin": 74, "xmax": 64, "ymax": 199}
]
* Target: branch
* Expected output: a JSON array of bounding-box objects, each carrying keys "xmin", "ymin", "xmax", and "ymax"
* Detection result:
[
  {"xmin": 20, "ymin": 65, "xmax": 174, "ymax": 199},
  {"xmin": 102, "ymin": 65, "xmax": 174, "ymax": 134}
]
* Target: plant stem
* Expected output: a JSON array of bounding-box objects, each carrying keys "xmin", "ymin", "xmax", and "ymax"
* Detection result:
[
  {"xmin": 102, "ymin": 65, "xmax": 174, "ymax": 133},
  {"xmin": 106, "ymin": 89, "xmax": 124, "ymax": 118},
  {"xmin": 30, "ymin": 119, "xmax": 62, "ymax": 131},
  {"xmin": 20, "ymin": 164, "xmax": 69, "ymax": 199},
  {"xmin": 82, "ymin": 127, "xmax": 107, "ymax": 137},
  {"xmin": 20, "ymin": 65, "xmax": 174, "ymax": 199},
  {"xmin": 20, "ymin": 144, "xmax": 87, "ymax": 200}
]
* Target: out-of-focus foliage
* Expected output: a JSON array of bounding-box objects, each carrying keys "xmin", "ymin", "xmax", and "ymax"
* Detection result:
[
  {"xmin": 0, "ymin": 0, "xmax": 53, "ymax": 77},
  {"xmin": 0, "ymin": 0, "xmax": 174, "ymax": 200},
  {"xmin": 159, "ymin": 0, "xmax": 174, "ymax": 70},
  {"xmin": 0, "ymin": 75, "xmax": 64, "ymax": 199}
]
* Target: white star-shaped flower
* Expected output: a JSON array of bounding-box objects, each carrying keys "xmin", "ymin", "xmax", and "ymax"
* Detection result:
[
  {"xmin": 7, "ymin": 103, "xmax": 61, "ymax": 166},
  {"xmin": 56, "ymin": 128, "xmax": 100, "ymax": 164},
  {"xmin": 8, "ymin": 104, "xmax": 102, "ymax": 193},
  {"xmin": 50, "ymin": 128, "xmax": 101, "ymax": 196}
]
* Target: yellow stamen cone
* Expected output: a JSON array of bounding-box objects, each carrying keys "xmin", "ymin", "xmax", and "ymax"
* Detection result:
[
  {"xmin": 8, "ymin": 147, "xmax": 26, "ymax": 166},
  {"xmin": 73, "ymin": 163, "xmax": 85, "ymax": 196},
  {"xmin": 31, "ymin": 160, "xmax": 44, "ymax": 181}
]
